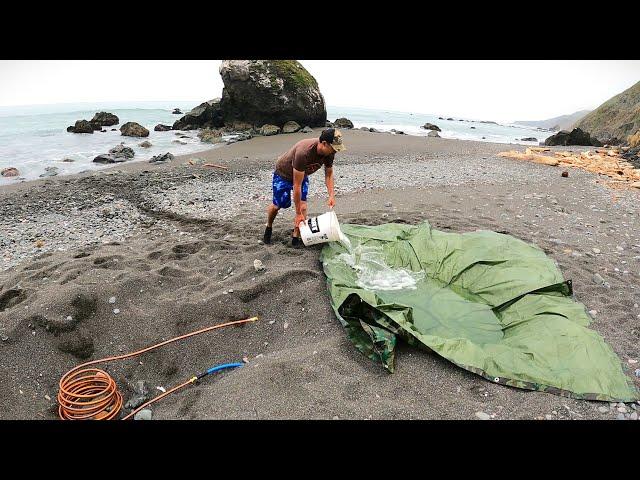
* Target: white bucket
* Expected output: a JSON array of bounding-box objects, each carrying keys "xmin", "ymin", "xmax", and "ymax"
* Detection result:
[{"xmin": 299, "ymin": 211, "xmax": 344, "ymax": 246}]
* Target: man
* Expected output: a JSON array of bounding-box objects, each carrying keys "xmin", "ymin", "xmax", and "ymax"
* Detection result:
[{"xmin": 263, "ymin": 128, "xmax": 346, "ymax": 246}]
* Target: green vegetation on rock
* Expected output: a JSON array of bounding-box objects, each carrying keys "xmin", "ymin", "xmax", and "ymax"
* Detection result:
[
  {"xmin": 266, "ymin": 60, "xmax": 319, "ymax": 90},
  {"xmin": 575, "ymin": 80, "xmax": 640, "ymax": 143}
]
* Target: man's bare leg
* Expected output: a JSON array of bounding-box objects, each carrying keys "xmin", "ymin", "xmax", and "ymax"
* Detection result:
[
  {"xmin": 292, "ymin": 201, "xmax": 308, "ymax": 238},
  {"xmin": 264, "ymin": 204, "xmax": 279, "ymax": 244},
  {"xmin": 266, "ymin": 203, "xmax": 279, "ymax": 228}
]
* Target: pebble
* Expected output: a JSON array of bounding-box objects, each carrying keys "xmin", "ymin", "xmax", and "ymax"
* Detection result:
[
  {"xmin": 588, "ymin": 310, "xmax": 597, "ymax": 316},
  {"xmin": 1, "ymin": 334, "xmax": 9, "ymax": 342},
  {"xmin": 283, "ymin": 322, "xmax": 289, "ymax": 330},
  {"xmin": 134, "ymin": 409, "xmax": 152, "ymax": 420},
  {"xmin": 630, "ymin": 412, "xmax": 638, "ymax": 420},
  {"xmin": 592, "ymin": 273, "xmax": 604, "ymax": 284},
  {"xmin": 108, "ymin": 297, "xmax": 116, "ymax": 304},
  {"xmin": 474, "ymin": 411, "xmax": 491, "ymax": 420},
  {"xmin": 44, "ymin": 394, "xmax": 51, "ymax": 401},
  {"xmin": 253, "ymin": 259, "xmax": 265, "ymax": 272},
  {"xmin": 597, "ymin": 406, "xmax": 609, "ymax": 413},
  {"xmin": 66, "ymin": 316, "xmax": 72, "ymax": 321},
  {"xmin": 592, "ymin": 248, "xmax": 601, "ymax": 254},
  {"xmin": 616, "ymin": 413, "xmax": 626, "ymax": 420},
  {"xmin": 628, "ymin": 359, "xmax": 638, "ymax": 364},
  {"xmin": 617, "ymin": 406, "xmax": 628, "ymax": 413},
  {"xmin": 113, "ymin": 309, "xmax": 120, "ymax": 314},
  {"xmin": 635, "ymin": 369, "xmax": 640, "ymax": 377}
]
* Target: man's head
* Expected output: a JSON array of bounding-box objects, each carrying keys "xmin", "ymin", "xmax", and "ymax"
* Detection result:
[{"xmin": 318, "ymin": 128, "xmax": 346, "ymax": 156}]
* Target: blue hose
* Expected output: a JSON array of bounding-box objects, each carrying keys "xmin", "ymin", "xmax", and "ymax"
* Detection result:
[
  {"xmin": 196, "ymin": 362, "xmax": 244, "ymax": 380},
  {"xmin": 206, "ymin": 362, "xmax": 244, "ymax": 375}
]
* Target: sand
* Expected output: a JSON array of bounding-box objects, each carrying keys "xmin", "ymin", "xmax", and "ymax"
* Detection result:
[{"xmin": 1, "ymin": 129, "xmax": 639, "ymax": 420}]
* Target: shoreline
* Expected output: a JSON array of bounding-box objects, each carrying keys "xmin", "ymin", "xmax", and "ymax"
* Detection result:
[{"xmin": 1, "ymin": 129, "xmax": 554, "ymax": 193}]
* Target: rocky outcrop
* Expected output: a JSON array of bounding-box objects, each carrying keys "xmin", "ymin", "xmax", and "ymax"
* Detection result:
[
  {"xmin": 93, "ymin": 154, "xmax": 124, "ymax": 164},
  {"xmin": 260, "ymin": 124, "xmax": 280, "ymax": 136},
  {"xmin": 90, "ymin": 112, "xmax": 119, "ymax": 127},
  {"xmin": 282, "ymin": 121, "xmax": 301, "ymax": 133},
  {"xmin": 421, "ymin": 123, "xmax": 441, "ymax": 131},
  {"xmin": 149, "ymin": 153, "xmax": 174, "ymax": 164},
  {"xmin": 154, "ymin": 124, "xmax": 172, "ymax": 132},
  {"xmin": 120, "ymin": 122, "xmax": 149, "ymax": 137},
  {"xmin": 333, "ymin": 118, "xmax": 354, "ymax": 129},
  {"xmin": 198, "ymin": 129, "xmax": 223, "ymax": 143},
  {"xmin": 67, "ymin": 120, "xmax": 94, "ymax": 134},
  {"xmin": 520, "ymin": 137, "xmax": 538, "ymax": 142},
  {"xmin": 108, "ymin": 145, "xmax": 135, "ymax": 159},
  {"xmin": 544, "ymin": 128, "xmax": 602, "ymax": 147},
  {"xmin": 219, "ymin": 60, "xmax": 326, "ymax": 128},
  {"xmin": 575, "ymin": 80, "xmax": 640, "ymax": 143},
  {"xmin": 172, "ymin": 108, "xmax": 183, "ymax": 115},
  {"xmin": 172, "ymin": 99, "xmax": 224, "ymax": 130},
  {"xmin": 628, "ymin": 130, "xmax": 640, "ymax": 148},
  {"xmin": 173, "ymin": 61, "xmax": 326, "ymax": 131},
  {"xmin": 1, "ymin": 167, "xmax": 19, "ymax": 177}
]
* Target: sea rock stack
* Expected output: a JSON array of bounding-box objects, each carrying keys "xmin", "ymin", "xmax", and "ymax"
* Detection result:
[{"xmin": 173, "ymin": 60, "xmax": 327, "ymax": 131}]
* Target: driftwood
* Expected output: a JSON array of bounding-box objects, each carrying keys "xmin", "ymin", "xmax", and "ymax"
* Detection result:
[
  {"xmin": 203, "ymin": 163, "xmax": 228, "ymax": 170},
  {"xmin": 499, "ymin": 147, "xmax": 640, "ymax": 190}
]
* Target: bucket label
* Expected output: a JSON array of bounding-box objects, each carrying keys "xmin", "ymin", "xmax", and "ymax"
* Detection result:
[{"xmin": 308, "ymin": 217, "xmax": 320, "ymax": 234}]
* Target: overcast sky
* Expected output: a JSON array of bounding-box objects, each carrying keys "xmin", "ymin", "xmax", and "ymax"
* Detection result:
[{"xmin": 0, "ymin": 60, "xmax": 638, "ymax": 122}]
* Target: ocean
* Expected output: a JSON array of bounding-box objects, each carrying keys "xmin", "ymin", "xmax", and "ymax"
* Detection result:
[{"xmin": 0, "ymin": 101, "xmax": 552, "ymax": 185}]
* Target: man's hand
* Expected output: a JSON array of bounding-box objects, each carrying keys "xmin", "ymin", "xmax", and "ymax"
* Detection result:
[
  {"xmin": 295, "ymin": 213, "xmax": 306, "ymax": 229},
  {"xmin": 327, "ymin": 196, "xmax": 336, "ymax": 209}
]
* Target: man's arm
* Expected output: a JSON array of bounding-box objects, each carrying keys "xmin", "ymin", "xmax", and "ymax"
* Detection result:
[
  {"xmin": 325, "ymin": 166, "xmax": 335, "ymax": 208},
  {"xmin": 293, "ymin": 168, "xmax": 306, "ymax": 228}
]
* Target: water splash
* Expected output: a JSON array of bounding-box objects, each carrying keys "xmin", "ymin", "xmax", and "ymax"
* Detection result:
[{"xmin": 337, "ymin": 244, "xmax": 423, "ymax": 291}]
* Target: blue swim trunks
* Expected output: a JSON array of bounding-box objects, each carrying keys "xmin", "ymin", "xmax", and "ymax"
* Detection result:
[{"xmin": 272, "ymin": 172, "xmax": 309, "ymax": 209}]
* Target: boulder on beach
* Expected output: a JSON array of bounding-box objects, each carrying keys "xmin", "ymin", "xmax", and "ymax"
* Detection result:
[
  {"xmin": 544, "ymin": 128, "xmax": 602, "ymax": 147},
  {"xmin": 282, "ymin": 121, "xmax": 301, "ymax": 133},
  {"xmin": 39, "ymin": 166, "xmax": 59, "ymax": 177},
  {"xmin": 325, "ymin": 121, "xmax": 334, "ymax": 128},
  {"xmin": 447, "ymin": 117, "xmax": 454, "ymax": 121},
  {"xmin": 120, "ymin": 122, "xmax": 149, "ymax": 137},
  {"xmin": 67, "ymin": 120, "xmax": 94, "ymax": 134},
  {"xmin": 1, "ymin": 167, "xmax": 20, "ymax": 177},
  {"xmin": 173, "ymin": 99, "xmax": 224, "ymax": 130},
  {"xmin": 428, "ymin": 131, "xmax": 440, "ymax": 138},
  {"xmin": 301, "ymin": 126, "xmax": 313, "ymax": 133},
  {"xmin": 198, "ymin": 129, "xmax": 224, "ymax": 143},
  {"xmin": 139, "ymin": 141, "xmax": 152, "ymax": 148},
  {"xmin": 218, "ymin": 60, "xmax": 326, "ymax": 128},
  {"xmin": 172, "ymin": 108, "xmax": 183, "ymax": 115},
  {"xmin": 421, "ymin": 123, "xmax": 441, "ymax": 131},
  {"xmin": 90, "ymin": 112, "xmax": 119, "ymax": 127},
  {"xmin": 149, "ymin": 152, "xmax": 174, "ymax": 164},
  {"xmin": 521, "ymin": 137, "xmax": 538, "ymax": 142},
  {"xmin": 93, "ymin": 154, "xmax": 125, "ymax": 164},
  {"xmin": 260, "ymin": 124, "xmax": 280, "ymax": 136},
  {"xmin": 333, "ymin": 118, "xmax": 354, "ymax": 129},
  {"xmin": 108, "ymin": 145, "xmax": 135, "ymax": 159},
  {"xmin": 154, "ymin": 124, "xmax": 172, "ymax": 132}
]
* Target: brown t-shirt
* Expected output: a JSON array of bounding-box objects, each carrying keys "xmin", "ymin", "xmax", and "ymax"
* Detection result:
[{"xmin": 275, "ymin": 138, "xmax": 334, "ymax": 181}]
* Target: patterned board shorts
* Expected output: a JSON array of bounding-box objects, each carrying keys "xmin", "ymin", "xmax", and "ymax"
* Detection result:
[{"xmin": 272, "ymin": 172, "xmax": 309, "ymax": 209}]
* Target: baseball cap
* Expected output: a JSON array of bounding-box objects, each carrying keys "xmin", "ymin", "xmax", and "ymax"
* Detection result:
[{"xmin": 320, "ymin": 128, "xmax": 346, "ymax": 152}]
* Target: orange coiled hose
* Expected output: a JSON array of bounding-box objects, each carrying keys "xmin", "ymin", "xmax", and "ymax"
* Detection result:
[{"xmin": 58, "ymin": 317, "xmax": 258, "ymax": 420}]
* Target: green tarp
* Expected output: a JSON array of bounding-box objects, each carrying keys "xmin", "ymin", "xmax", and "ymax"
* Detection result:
[{"xmin": 320, "ymin": 221, "xmax": 638, "ymax": 402}]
